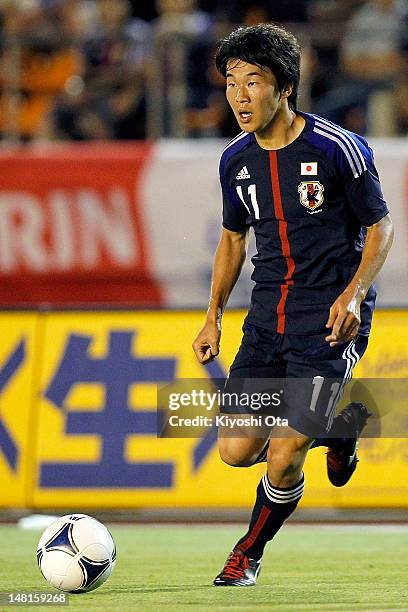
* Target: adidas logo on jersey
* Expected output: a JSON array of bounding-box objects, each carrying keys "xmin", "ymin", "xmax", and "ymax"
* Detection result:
[{"xmin": 236, "ymin": 166, "xmax": 251, "ymax": 179}]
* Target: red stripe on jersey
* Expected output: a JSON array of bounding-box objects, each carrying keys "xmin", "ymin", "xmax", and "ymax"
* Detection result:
[
  {"xmin": 239, "ymin": 505, "xmax": 271, "ymax": 552},
  {"xmin": 276, "ymin": 284, "xmax": 289, "ymax": 334},
  {"xmin": 269, "ymin": 151, "xmax": 295, "ymax": 334}
]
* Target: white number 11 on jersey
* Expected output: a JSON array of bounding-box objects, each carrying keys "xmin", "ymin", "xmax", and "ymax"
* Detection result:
[{"xmin": 236, "ymin": 184, "xmax": 260, "ymax": 220}]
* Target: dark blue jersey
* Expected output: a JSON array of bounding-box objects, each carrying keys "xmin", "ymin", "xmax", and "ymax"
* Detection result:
[{"xmin": 220, "ymin": 112, "xmax": 389, "ymax": 335}]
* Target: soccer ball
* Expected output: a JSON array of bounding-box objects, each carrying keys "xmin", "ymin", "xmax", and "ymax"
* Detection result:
[{"xmin": 36, "ymin": 514, "xmax": 116, "ymax": 593}]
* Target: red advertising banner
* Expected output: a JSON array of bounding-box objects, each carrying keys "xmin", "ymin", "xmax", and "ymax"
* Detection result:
[{"xmin": 0, "ymin": 143, "xmax": 162, "ymax": 305}]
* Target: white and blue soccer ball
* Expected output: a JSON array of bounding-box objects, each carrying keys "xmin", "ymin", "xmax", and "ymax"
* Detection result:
[{"xmin": 37, "ymin": 514, "xmax": 116, "ymax": 593}]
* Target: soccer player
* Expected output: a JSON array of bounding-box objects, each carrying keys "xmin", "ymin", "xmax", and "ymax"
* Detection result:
[{"xmin": 192, "ymin": 24, "xmax": 394, "ymax": 586}]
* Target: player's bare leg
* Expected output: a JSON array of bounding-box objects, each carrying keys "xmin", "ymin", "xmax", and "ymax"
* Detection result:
[
  {"xmin": 214, "ymin": 427, "xmax": 312, "ymax": 586},
  {"xmin": 266, "ymin": 428, "xmax": 312, "ymax": 486},
  {"xmin": 217, "ymin": 417, "xmax": 272, "ymax": 468}
]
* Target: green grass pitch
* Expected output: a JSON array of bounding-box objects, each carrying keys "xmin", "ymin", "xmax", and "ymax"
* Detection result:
[{"xmin": 0, "ymin": 524, "xmax": 407, "ymax": 612}]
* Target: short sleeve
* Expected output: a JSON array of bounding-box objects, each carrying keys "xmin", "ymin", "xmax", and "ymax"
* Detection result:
[
  {"xmin": 219, "ymin": 158, "xmax": 249, "ymax": 232},
  {"xmin": 342, "ymin": 141, "xmax": 389, "ymax": 227}
]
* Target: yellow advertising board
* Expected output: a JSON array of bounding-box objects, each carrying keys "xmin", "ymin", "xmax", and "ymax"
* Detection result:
[
  {"xmin": 0, "ymin": 313, "xmax": 42, "ymax": 507},
  {"xmin": 0, "ymin": 309, "xmax": 405, "ymax": 509},
  {"xmin": 27, "ymin": 310, "xmax": 408, "ymax": 509},
  {"xmin": 32, "ymin": 311, "xmax": 264, "ymax": 508}
]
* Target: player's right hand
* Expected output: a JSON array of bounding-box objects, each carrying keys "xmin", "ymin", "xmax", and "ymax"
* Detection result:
[{"xmin": 192, "ymin": 321, "xmax": 221, "ymax": 364}]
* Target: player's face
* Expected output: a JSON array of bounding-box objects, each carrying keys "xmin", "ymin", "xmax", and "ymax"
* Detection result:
[{"xmin": 225, "ymin": 59, "xmax": 286, "ymax": 135}]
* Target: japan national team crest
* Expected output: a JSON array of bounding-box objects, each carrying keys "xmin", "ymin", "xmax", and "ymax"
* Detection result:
[{"xmin": 297, "ymin": 181, "xmax": 325, "ymax": 213}]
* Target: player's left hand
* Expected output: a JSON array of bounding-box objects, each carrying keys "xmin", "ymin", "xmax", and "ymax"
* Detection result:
[{"xmin": 325, "ymin": 290, "xmax": 362, "ymax": 346}]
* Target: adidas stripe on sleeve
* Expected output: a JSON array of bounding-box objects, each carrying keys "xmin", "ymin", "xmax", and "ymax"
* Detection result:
[
  {"xmin": 313, "ymin": 115, "xmax": 389, "ymax": 226},
  {"xmin": 343, "ymin": 149, "xmax": 389, "ymax": 227}
]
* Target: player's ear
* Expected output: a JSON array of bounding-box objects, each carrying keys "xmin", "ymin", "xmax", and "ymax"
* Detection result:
[{"xmin": 279, "ymin": 84, "xmax": 293, "ymax": 101}]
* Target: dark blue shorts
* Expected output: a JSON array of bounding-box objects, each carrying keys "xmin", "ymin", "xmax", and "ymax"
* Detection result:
[{"xmin": 225, "ymin": 323, "xmax": 369, "ymax": 437}]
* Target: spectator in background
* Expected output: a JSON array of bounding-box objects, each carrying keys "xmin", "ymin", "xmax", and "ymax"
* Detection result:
[
  {"xmin": 0, "ymin": 0, "xmax": 82, "ymax": 141},
  {"xmin": 314, "ymin": 0, "xmax": 406, "ymax": 134},
  {"xmin": 306, "ymin": 0, "xmax": 360, "ymax": 103},
  {"xmin": 155, "ymin": 0, "xmax": 212, "ymax": 36},
  {"xmin": 50, "ymin": 0, "xmax": 150, "ymax": 140},
  {"xmin": 85, "ymin": 0, "xmax": 151, "ymax": 139},
  {"xmin": 341, "ymin": 0, "xmax": 403, "ymax": 82},
  {"xmin": 151, "ymin": 0, "xmax": 213, "ymax": 136}
]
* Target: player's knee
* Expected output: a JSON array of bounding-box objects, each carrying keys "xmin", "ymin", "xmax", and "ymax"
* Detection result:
[
  {"xmin": 218, "ymin": 440, "xmax": 255, "ymax": 467},
  {"xmin": 218, "ymin": 448, "xmax": 253, "ymax": 467}
]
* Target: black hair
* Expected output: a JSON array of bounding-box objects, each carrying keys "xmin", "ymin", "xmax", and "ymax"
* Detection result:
[{"xmin": 215, "ymin": 24, "xmax": 301, "ymax": 111}]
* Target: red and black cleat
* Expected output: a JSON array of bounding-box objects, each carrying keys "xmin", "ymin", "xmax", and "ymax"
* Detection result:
[
  {"xmin": 213, "ymin": 548, "xmax": 261, "ymax": 587},
  {"xmin": 327, "ymin": 402, "xmax": 372, "ymax": 487}
]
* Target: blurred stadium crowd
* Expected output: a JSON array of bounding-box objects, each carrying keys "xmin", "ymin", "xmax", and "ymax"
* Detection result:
[{"xmin": 0, "ymin": 0, "xmax": 407, "ymax": 142}]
